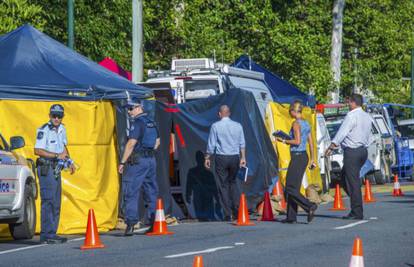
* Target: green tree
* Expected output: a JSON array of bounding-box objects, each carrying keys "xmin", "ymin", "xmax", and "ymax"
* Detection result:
[{"xmin": 0, "ymin": 0, "xmax": 46, "ymax": 34}]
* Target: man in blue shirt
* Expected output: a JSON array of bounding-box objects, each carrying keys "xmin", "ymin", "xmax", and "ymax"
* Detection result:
[
  {"xmin": 326, "ymin": 94, "xmax": 372, "ymax": 220},
  {"xmin": 34, "ymin": 104, "xmax": 75, "ymax": 244},
  {"xmin": 118, "ymin": 98, "xmax": 160, "ymax": 236},
  {"xmin": 205, "ymin": 105, "xmax": 246, "ymax": 221}
]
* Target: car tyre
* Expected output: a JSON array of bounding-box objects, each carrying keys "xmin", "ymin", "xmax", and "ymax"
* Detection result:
[{"xmin": 9, "ymin": 184, "xmax": 36, "ymax": 240}]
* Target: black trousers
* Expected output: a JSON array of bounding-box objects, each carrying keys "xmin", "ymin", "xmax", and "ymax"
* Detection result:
[
  {"xmin": 340, "ymin": 147, "xmax": 367, "ymax": 218},
  {"xmin": 214, "ymin": 155, "xmax": 240, "ymax": 219},
  {"xmin": 285, "ymin": 152, "xmax": 313, "ymax": 221}
]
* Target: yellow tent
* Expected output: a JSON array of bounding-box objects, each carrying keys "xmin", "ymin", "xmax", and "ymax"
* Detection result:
[
  {"xmin": 265, "ymin": 102, "xmax": 322, "ymax": 190},
  {"xmin": 0, "ymin": 100, "xmax": 119, "ymax": 236}
]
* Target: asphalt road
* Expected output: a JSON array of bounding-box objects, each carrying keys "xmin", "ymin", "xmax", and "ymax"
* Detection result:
[{"xmin": 1, "ymin": 192, "xmax": 414, "ymax": 267}]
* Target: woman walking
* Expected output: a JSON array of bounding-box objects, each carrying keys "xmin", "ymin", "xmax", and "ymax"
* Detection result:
[{"xmin": 276, "ymin": 101, "xmax": 318, "ymax": 224}]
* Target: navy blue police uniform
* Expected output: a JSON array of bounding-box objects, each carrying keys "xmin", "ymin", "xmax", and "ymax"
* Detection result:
[
  {"xmin": 34, "ymin": 104, "xmax": 67, "ymax": 243},
  {"xmin": 122, "ymin": 112, "xmax": 159, "ymax": 227}
]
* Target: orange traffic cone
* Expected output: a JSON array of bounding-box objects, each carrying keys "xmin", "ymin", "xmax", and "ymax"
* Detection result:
[
  {"xmin": 329, "ymin": 184, "xmax": 347, "ymax": 211},
  {"xmin": 272, "ymin": 180, "xmax": 287, "ymax": 210},
  {"xmin": 146, "ymin": 198, "xmax": 174, "ymax": 236},
  {"xmin": 193, "ymin": 255, "xmax": 204, "ymax": 267},
  {"xmin": 80, "ymin": 209, "xmax": 105, "ymax": 250},
  {"xmin": 363, "ymin": 179, "xmax": 376, "ymax": 203},
  {"xmin": 392, "ymin": 174, "xmax": 404, "ymax": 197},
  {"xmin": 349, "ymin": 237, "xmax": 364, "ymax": 267},
  {"xmin": 234, "ymin": 193, "xmax": 255, "ymax": 226}
]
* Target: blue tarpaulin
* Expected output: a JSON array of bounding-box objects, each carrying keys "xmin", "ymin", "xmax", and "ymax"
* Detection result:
[
  {"xmin": 0, "ymin": 24, "xmax": 151, "ymax": 100},
  {"xmin": 232, "ymin": 55, "xmax": 315, "ymax": 107}
]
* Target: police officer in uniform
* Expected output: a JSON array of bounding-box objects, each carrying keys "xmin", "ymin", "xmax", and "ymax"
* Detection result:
[
  {"xmin": 118, "ymin": 98, "xmax": 160, "ymax": 236},
  {"xmin": 34, "ymin": 104, "xmax": 75, "ymax": 244}
]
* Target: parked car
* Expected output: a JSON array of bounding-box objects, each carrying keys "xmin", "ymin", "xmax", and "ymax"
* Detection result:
[{"xmin": 0, "ymin": 133, "xmax": 37, "ymax": 239}]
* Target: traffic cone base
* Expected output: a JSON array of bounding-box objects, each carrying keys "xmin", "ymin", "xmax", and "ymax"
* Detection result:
[
  {"xmin": 330, "ymin": 184, "xmax": 347, "ymax": 211},
  {"xmin": 260, "ymin": 191, "xmax": 275, "ymax": 221},
  {"xmin": 146, "ymin": 199, "xmax": 174, "ymax": 236},
  {"xmin": 363, "ymin": 180, "xmax": 376, "ymax": 203},
  {"xmin": 392, "ymin": 174, "xmax": 404, "ymax": 197},
  {"xmin": 81, "ymin": 209, "xmax": 105, "ymax": 250},
  {"xmin": 234, "ymin": 193, "xmax": 255, "ymax": 226}
]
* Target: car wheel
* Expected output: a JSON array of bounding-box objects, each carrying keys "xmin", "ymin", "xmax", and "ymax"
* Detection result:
[
  {"xmin": 9, "ymin": 184, "xmax": 36, "ymax": 240},
  {"xmin": 374, "ymin": 160, "xmax": 386, "ymax": 185}
]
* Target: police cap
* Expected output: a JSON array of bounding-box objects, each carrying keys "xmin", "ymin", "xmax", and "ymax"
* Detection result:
[
  {"xmin": 123, "ymin": 98, "xmax": 142, "ymax": 109},
  {"xmin": 50, "ymin": 104, "xmax": 64, "ymax": 116}
]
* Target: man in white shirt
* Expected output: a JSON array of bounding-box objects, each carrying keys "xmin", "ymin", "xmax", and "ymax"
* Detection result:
[{"xmin": 325, "ymin": 94, "xmax": 371, "ymax": 220}]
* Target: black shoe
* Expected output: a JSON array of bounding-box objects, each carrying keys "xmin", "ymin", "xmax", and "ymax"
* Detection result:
[
  {"xmin": 307, "ymin": 203, "xmax": 318, "ymax": 223},
  {"xmin": 54, "ymin": 236, "xmax": 68, "ymax": 243},
  {"xmin": 40, "ymin": 237, "xmax": 66, "ymax": 244},
  {"xmin": 281, "ymin": 219, "xmax": 297, "ymax": 224},
  {"xmin": 342, "ymin": 214, "xmax": 363, "ymax": 220},
  {"xmin": 124, "ymin": 224, "xmax": 134, "ymax": 236}
]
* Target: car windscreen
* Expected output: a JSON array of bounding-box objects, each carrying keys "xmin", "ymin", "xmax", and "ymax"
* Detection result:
[
  {"xmin": 0, "ymin": 134, "xmax": 7, "ymax": 150},
  {"xmin": 326, "ymin": 122, "xmax": 342, "ymax": 139},
  {"xmin": 184, "ymin": 79, "xmax": 219, "ymax": 93},
  {"xmin": 374, "ymin": 117, "xmax": 391, "ymax": 136},
  {"xmin": 398, "ymin": 124, "xmax": 414, "ymax": 139},
  {"xmin": 227, "ymin": 76, "xmax": 272, "ymax": 101}
]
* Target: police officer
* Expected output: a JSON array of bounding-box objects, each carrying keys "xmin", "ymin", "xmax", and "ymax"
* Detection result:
[
  {"xmin": 118, "ymin": 98, "xmax": 160, "ymax": 236},
  {"xmin": 34, "ymin": 104, "xmax": 75, "ymax": 244}
]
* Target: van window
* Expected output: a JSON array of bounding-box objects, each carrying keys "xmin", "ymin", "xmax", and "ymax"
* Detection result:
[
  {"xmin": 371, "ymin": 123, "xmax": 379, "ymax": 135},
  {"xmin": 184, "ymin": 80, "xmax": 219, "ymax": 93}
]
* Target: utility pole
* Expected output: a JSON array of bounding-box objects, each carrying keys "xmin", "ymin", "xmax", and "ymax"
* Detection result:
[
  {"xmin": 411, "ymin": 48, "xmax": 414, "ymax": 117},
  {"xmin": 330, "ymin": 0, "xmax": 345, "ymax": 103},
  {"xmin": 67, "ymin": 0, "xmax": 74, "ymax": 49},
  {"xmin": 132, "ymin": 0, "xmax": 144, "ymax": 83},
  {"xmin": 353, "ymin": 47, "xmax": 359, "ymax": 94}
]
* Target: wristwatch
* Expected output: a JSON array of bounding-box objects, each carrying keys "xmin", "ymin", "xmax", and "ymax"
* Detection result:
[
  {"xmin": 282, "ymin": 139, "xmax": 286, "ymax": 144},
  {"xmin": 120, "ymin": 162, "xmax": 126, "ymax": 165},
  {"xmin": 54, "ymin": 153, "xmax": 58, "ymax": 159}
]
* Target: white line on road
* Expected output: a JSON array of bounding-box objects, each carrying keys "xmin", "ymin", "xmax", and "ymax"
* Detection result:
[
  {"xmin": 334, "ymin": 220, "xmax": 369, "ymax": 230},
  {"xmin": 0, "ymin": 244, "xmax": 47, "ymax": 255},
  {"xmin": 165, "ymin": 246, "xmax": 235, "ymax": 258},
  {"xmin": 234, "ymin": 242, "xmax": 245, "ymax": 246}
]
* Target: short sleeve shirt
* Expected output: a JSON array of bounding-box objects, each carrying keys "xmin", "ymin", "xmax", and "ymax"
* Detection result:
[{"xmin": 34, "ymin": 122, "xmax": 67, "ymax": 154}]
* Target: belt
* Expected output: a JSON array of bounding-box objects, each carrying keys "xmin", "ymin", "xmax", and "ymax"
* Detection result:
[
  {"xmin": 137, "ymin": 150, "xmax": 155, "ymax": 158},
  {"xmin": 290, "ymin": 150, "xmax": 306, "ymax": 155},
  {"xmin": 343, "ymin": 146, "xmax": 366, "ymax": 150}
]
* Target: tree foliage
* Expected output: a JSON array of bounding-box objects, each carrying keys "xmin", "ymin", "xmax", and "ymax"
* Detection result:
[{"xmin": 1, "ymin": 0, "xmax": 414, "ymax": 103}]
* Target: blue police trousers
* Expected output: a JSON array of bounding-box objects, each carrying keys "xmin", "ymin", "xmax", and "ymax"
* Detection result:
[
  {"xmin": 37, "ymin": 167, "xmax": 61, "ymax": 239},
  {"xmin": 122, "ymin": 157, "xmax": 158, "ymax": 226}
]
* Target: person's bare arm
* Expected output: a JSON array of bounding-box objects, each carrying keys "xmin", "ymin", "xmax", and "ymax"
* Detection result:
[
  {"xmin": 308, "ymin": 134, "xmax": 316, "ymax": 168},
  {"xmin": 34, "ymin": 148, "xmax": 63, "ymax": 159},
  {"xmin": 154, "ymin": 138, "xmax": 160, "ymax": 150},
  {"xmin": 118, "ymin": 139, "xmax": 137, "ymax": 174}
]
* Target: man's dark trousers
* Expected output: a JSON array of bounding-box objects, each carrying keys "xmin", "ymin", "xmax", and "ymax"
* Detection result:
[
  {"xmin": 342, "ymin": 147, "xmax": 368, "ymax": 218},
  {"xmin": 38, "ymin": 167, "xmax": 61, "ymax": 240},
  {"xmin": 214, "ymin": 154, "xmax": 240, "ymax": 220}
]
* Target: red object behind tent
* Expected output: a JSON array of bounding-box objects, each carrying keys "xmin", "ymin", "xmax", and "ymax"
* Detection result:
[{"xmin": 99, "ymin": 57, "xmax": 132, "ymax": 81}]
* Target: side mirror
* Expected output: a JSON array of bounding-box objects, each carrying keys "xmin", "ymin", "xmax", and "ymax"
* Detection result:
[{"xmin": 10, "ymin": 136, "xmax": 25, "ymax": 150}]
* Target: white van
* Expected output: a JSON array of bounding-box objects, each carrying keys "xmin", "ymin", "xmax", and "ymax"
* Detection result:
[{"xmin": 142, "ymin": 58, "xmax": 274, "ymax": 119}]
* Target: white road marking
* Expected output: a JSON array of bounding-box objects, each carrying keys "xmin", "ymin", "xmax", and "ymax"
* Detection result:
[
  {"xmin": 369, "ymin": 217, "xmax": 378, "ymax": 220},
  {"xmin": 68, "ymin": 237, "xmax": 85, "ymax": 242},
  {"xmin": 234, "ymin": 242, "xmax": 245, "ymax": 246},
  {"xmin": 0, "ymin": 244, "xmax": 47, "ymax": 255},
  {"xmin": 165, "ymin": 246, "xmax": 235, "ymax": 258},
  {"xmin": 334, "ymin": 220, "xmax": 369, "ymax": 230}
]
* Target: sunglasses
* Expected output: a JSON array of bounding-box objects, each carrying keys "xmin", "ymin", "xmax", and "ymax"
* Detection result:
[{"xmin": 51, "ymin": 114, "xmax": 63, "ymax": 119}]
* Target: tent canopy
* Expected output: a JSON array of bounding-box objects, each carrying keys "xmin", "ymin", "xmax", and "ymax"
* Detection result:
[
  {"xmin": 99, "ymin": 57, "xmax": 132, "ymax": 81},
  {"xmin": 0, "ymin": 24, "xmax": 151, "ymax": 100},
  {"xmin": 232, "ymin": 55, "xmax": 315, "ymax": 107}
]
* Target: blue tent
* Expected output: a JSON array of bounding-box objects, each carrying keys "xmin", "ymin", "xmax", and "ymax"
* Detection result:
[
  {"xmin": 0, "ymin": 24, "xmax": 151, "ymax": 100},
  {"xmin": 232, "ymin": 55, "xmax": 315, "ymax": 107}
]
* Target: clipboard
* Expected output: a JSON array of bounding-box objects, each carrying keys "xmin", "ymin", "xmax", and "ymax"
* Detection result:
[
  {"xmin": 237, "ymin": 166, "xmax": 248, "ymax": 182},
  {"xmin": 272, "ymin": 130, "xmax": 292, "ymax": 140}
]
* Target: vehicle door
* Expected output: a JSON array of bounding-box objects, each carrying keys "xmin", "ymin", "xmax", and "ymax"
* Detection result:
[{"xmin": 0, "ymin": 134, "xmax": 19, "ymax": 207}]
